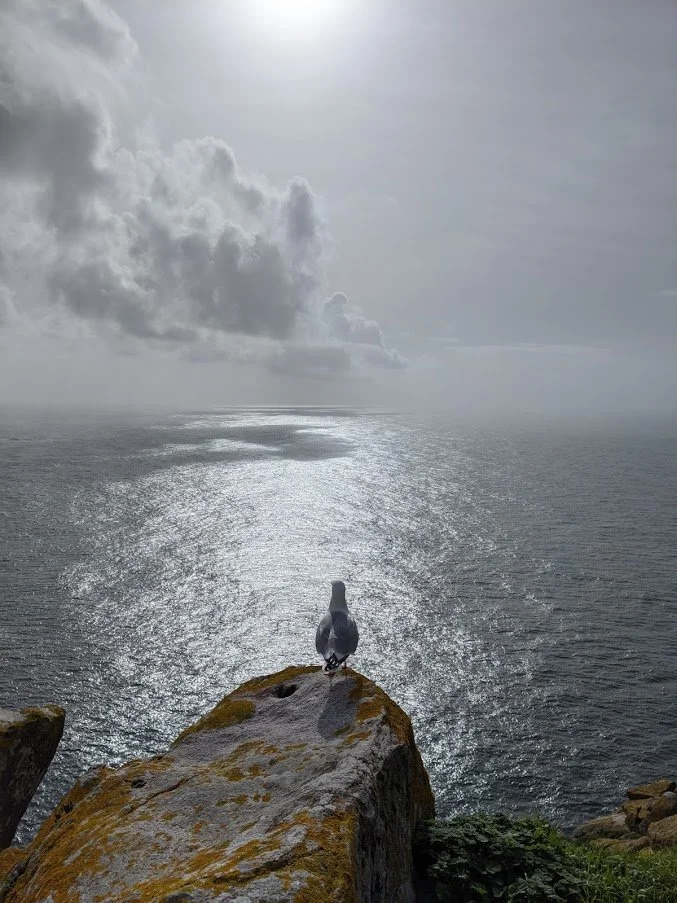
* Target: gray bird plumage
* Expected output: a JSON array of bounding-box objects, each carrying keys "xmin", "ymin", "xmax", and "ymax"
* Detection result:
[{"xmin": 315, "ymin": 580, "xmax": 359, "ymax": 674}]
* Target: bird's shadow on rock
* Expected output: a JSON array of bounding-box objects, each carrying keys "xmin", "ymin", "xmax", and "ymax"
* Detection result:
[{"xmin": 316, "ymin": 676, "xmax": 358, "ymax": 740}]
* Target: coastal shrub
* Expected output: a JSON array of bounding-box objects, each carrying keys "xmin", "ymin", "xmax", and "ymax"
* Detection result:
[
  {"xmin": 414, "ymin": 814, "xmax": 677, "ymax": 903},
  {"xmin": 414, "ymin": 813, "xmax": 583, "ymax": 902}
]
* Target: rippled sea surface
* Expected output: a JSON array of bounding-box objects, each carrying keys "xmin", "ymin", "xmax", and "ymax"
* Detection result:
[{"xmin": 1, "ymin": 406, "xmax": 676, "ymax": 842}]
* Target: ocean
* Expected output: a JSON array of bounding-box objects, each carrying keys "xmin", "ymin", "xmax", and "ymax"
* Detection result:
[{"xmin": 1, "ymin": 405, "xmax": 676, "ymax": 844}]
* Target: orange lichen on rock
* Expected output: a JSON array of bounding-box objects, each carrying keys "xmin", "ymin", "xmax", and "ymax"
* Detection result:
[
  {"xmin": 348, "ymin": 670, "xmax": 415, "ymax": 745},
  {"xmin": 0, "ymin": 845, "xmax": 28, "ymax": 891},
  {"xmin": 2, "ymin": 666, "xmax": 434, "ymax": 902}
]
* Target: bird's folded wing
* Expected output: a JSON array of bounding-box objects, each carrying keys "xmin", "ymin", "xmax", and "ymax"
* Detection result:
[
  {"xmin": 346, "ymin": 616, "xmax": 359, "ymax": 654},
  {"xmin": 315, "ymin": 613, "xmax": 332, "ymax": 656},
  {"xmin": 331, "ymin": 615, "xmax": 359, "ymax": 659}
]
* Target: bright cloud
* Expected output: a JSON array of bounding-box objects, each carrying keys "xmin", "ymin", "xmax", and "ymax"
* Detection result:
[{"xmin": 0, "ymin": 0, "xmax": 401, "ymax": 373}]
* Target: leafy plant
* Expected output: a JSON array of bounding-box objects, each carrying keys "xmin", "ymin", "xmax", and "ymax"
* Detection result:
[
  {"xmin": 414, "ymin": 813, "xmax": 677, "ymax": 903},
  {"xmin": 414, "ymin": 814, "xmax": 584, "ymax": 902}
]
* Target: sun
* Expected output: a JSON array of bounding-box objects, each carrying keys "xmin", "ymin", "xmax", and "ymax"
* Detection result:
[{"xmin": 251, "ymin": 0, "xmax": 339, "ymax": 40}]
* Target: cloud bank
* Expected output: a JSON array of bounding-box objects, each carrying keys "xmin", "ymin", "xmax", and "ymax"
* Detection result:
[{"xmin": 0, "ymin": 0, "xmax": 401, "ymax": 376}]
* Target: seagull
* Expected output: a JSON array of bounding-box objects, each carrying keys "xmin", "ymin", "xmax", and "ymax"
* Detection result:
[{"xmin": 315, "ymin": 580, "xmax": 359, "ymax": 676}]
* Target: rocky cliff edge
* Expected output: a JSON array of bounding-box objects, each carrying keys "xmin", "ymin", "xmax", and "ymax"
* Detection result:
[
  {"xmin": 0, "ymin": 666, "xmax": 434, "ymax": 903},
  {"xmin": 0, "ymin": 705, "xmax": 65, "ymax": 850}
]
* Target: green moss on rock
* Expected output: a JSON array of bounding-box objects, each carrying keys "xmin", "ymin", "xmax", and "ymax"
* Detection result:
[{"xmin": 173, "ymin": 698, "xmax": 255, "ymax": 743}]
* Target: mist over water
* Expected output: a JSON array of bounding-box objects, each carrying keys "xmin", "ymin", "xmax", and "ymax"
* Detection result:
[{"xmin": 1, "ymin": 406, "xmax": 676, "ymax": 843}]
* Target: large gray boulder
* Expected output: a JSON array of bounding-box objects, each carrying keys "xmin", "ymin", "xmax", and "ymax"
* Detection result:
[
  {"xmin": 1, "ymin": 667, "xmax": 434, "ymax": 902},
  {"xmin": 0, "ymin": 705, "xmax": 65, "ymax": 850}
]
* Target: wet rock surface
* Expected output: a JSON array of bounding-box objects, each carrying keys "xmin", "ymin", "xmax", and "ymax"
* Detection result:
[{"xmin": 0, "ymin": 667, "xmax": 434, "ymax": 902}]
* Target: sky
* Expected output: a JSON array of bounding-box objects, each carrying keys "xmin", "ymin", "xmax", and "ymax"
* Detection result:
[{"xmin": 1, "ymin": 0, "xmax": 676, "ymax": 415}]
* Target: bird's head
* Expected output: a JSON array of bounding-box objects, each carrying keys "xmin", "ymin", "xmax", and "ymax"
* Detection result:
[{"xmin": 329, "ymin": 580, "xmax": 347, "ymax": 612}]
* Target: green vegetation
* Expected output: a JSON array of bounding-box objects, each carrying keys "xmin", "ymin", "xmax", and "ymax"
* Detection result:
[
  {"xmin": 576, "ymin": 844, "xmax": 677, "ymax": 903},
  {"xmin": 415, "ymin": 814, "xmax": 583, "ymax": 902},
  {"xmin": 414, "ymin": 814, "xmax": 677, "ymax": 903}
]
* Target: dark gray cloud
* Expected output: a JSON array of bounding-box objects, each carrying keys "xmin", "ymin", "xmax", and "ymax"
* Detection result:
[
  {"xmin": 0, "ymin": 0, "xmax": 401, "ymax": 374},
  {"xmin": 284, "ymin": 177, "xmax": 321, "ymax": 247},
  {"xmin": 0, "ymin": 100, "xmax": 109, "ymax": 231}
]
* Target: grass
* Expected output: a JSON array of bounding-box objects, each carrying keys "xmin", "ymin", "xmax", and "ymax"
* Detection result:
[
  {"xmin": 577, "ymin": 844, "xmax": 677, "ymax": 903},
  {"xmin": 414, "ymin": 814, "xmax": 677, "ymax": 903}
]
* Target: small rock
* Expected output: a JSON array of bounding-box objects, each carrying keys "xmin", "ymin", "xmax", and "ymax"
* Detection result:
[
  {"xmin": 612, "ymin": 836, "xmax": 651, "ymax": 854},
  {"xmin": 622, "ymin": 798, "xmax": 653, "ymax": 828},
  {"xmin": 0, "ymin": 705, "xmax": 65, "ymax": 849},
  {"xmin": 593, "ymin": 836, "xmax": 650, "ymax": 854},
  {"xmin": 627, "ymin": 778, "xmax": 676, "ymax": 800},
  {"xmin": 648, "ymin": 813, "xmax": 677, "ymax": 849},
  {"xmin": 646, "ymin": 794, "xmax": 677, "ymax": 825},
  {"xmin": 589, "ymin": 838, "xmax": 618, "ymax": 849},
  {"xmin": 573, "ymin": 812, "xmax": 630, "ymax": 840}
]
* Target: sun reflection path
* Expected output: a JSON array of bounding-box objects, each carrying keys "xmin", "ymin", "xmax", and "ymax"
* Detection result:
[{"xmin": 62, "ymin": 411, "xmax": 566, "ymax": 827}]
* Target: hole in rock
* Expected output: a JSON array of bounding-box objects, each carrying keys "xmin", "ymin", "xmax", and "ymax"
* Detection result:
[{"xmin": 273, "ymin": 683, "xmax": 298, "ymax": 699}]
